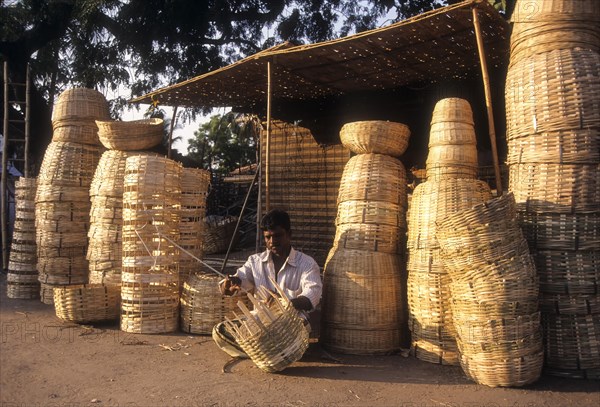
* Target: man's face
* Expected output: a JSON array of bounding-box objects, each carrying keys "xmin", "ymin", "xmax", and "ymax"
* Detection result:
[{"xmin": 263, "ymin": 226, "xmax": 291, "ymax": 257}]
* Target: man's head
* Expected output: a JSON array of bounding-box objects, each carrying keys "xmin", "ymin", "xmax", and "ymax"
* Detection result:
[{"xmin": 261, "ymin": 209, "xmax": 292, "ymax": 257}]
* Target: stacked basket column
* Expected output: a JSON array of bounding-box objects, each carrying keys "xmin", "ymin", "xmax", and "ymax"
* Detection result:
[
  {"xmin": 407, "ymin": 98, "xmax": 491, "ymax": 365},
  {"xmin": 436, "ymin": 193, "xmax": 543, "ymax": 387},
  {"xmin": 179, "ymin": 168, "xmax": 210, "ymax": 288},
  {"xmin": 321, "ymin": 121, "xmax": 410, "ymax": 355},
  {"xmin": 35, "ymin": 88, "xmax": 109, "ymax": 304},
  {"xmin": 121, "ymin": 155, "xmax": 182, "ymax": 334},
  {"xmin": 7, "ymin": 178, "xmax": 39, "ymax": 298},
  {"xmin": 505, "ymin": 0, "xmax": 600, "ymax": 378}
]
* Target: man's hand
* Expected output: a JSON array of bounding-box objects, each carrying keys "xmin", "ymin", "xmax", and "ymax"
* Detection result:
[
  {"xmin": 219, "ymin": 275, "xmax": 242, "ymax": 296},
  {"xmin": 290, "ymin": 296, "xmax": 312, "ymax": 311}
]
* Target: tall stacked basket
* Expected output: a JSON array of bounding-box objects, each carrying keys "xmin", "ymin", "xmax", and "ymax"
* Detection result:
[
  {"xmin": 407, "ymin": 98, "xmax": 492, "ymax": 365},
  {"xmin": 35, "ymin": 88, "xmax": 109, "ymax": 303},
  {"xmin": 505, "ymin": 0, "xmax": 600, "ymax": 379},
  {"xmin": 321, "ymin": 121, "xmax": 410, "ymax": 354}
]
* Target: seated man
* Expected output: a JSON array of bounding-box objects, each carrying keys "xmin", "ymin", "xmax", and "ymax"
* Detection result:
[{"xmin": 212, "ymin": 209, "xmax": 322, "ymax": 358}]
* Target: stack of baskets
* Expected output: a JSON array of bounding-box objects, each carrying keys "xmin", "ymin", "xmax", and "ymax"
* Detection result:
[
  {"xmin": 321, "ymin": 120, "xmax": 410, "ymax": 354},
  {"xmin": 120, "ymin": 155, "xmax": 182, "ymax": 334},
  {"xmin": 505, "ymin": 0, "xmax": 600, "ymax": 379},
  {"xmin": 407, "ymin": 98, "xmax": 492, "ymax": 365},
  {"xmin": 436, "ymin": 193, "xmax": 543, "ymax": 387},
  {"xmin": 179, "ymin": 168, "xmax": 210, "ymax": 288},
  {"xmin": 88, "ymin": 118, "xmax": 164, "ymax": 287},
  {"xmin": 180, "ymin": 272, "xmax": 250, "ymax": 334},
  {"xmin": 7, "ymin": 178, "xmax": 39, "ymax": 299},
  {"xmin": 36, "ymin": 88, "xmax": 109, "ymax": 304}
]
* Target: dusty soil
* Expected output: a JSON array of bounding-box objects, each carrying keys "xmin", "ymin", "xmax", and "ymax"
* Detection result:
[{"xmin": 1, "ymin": 273, "xmax": 598, "ymax": 407}]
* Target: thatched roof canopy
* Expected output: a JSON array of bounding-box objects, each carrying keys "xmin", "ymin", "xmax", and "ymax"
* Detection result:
[{"xmin": 131, "ymin": 0, "xmax": 510, "ymax": 112}]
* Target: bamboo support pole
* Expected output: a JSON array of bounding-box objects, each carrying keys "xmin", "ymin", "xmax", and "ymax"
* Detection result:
[
  {"xmin": 265, "ymin": 60, "xmax": 272, "ymax": 212},
  {"xmin": 24, "ymin": 64, "xmax": 30, "ymax": 177},
  {"xmin": 167, "ymin": 105, "xmax": 178, "ymax": 159},
  {"xmin": 472, "ymin": 6, "xmax": 503, "ymax": 195},
  {"xmin": 2, "ymin": 62, "xmax": 9, "ymax": 270}
]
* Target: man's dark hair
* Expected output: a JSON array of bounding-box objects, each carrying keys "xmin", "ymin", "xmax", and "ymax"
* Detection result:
[{"xmin": 261, "ymin": 209, "xmax": 291, "ymax": 232}]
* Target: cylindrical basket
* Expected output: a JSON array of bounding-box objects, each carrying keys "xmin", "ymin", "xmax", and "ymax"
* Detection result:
[
  {"xmin": 53, "ymin": 284, "xmax": 120, "ymax": 323},
  {"xmin": 339, "ymin": 120, "xmax": 410, "ymax": 157},
  {"xmin": 51, "ymin": 88, "xmax": 110, "ymax": 122}
]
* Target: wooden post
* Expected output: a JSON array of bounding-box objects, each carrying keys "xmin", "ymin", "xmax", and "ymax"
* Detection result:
[
  {"xmin": 2, "ymin": 62, "xmax": 9, "ymax": 270},
  {"xmin": 167, "ymin": 105, "xmax": 178, "ymax": 159},
  {"xmin": 265, "ymin": 60, "xmax": 272, "ymax": 212},
  {"xmin": 24, "ymin": 63, "xmax": 30, "ymax": 178},
  {"xmin": 472, "ymin": 6, "xmax": 503, "ymax": 195}
]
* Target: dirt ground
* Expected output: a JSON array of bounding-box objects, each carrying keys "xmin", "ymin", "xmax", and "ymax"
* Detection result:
[{"xmin": 1, "ymin": 273, "xmax": 599, "ymax": 407}]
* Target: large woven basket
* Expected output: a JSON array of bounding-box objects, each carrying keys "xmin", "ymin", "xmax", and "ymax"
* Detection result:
[
  {"xmin": 54, "ymin": 284, "xmax": 120, "ymax": 323},
  {"xmin": 459, "ymin": 350, "xmax": 544, "ymax": 388},
  {"xmin": 320, "ymin": 247, "xmax": 405, "ymax": 355},
  {"xmin": 180, "ymin": 272, "xmax": 250, "ymax": 334},
  {"xmin": 38, "ymin": 141, "xmax": 103, "ymax": 187},
  {"xmin": 518, "ymin": 212, "xmax": 600, "ymax": 251},
  {"xmin": 90, "ymin": 150, "xmax": 140, "ymax": 198},
  {"xmin": 339, "ymin": 120, "xmax": 410, "ymax": 157},
  {"xmin": 96, "ymin": 118, "xmax": 164, "ymax": 151},
  {"xmin": 336, "ymin": 200, "xmax": 405, "ymax": 228},
  {"xmin": 51, "ymin": 88, "xmax": 110, "ymax": 122},
  {"xmin": 52, "ymin": 120, "xmax": 102, "ymax": 146},
  {"xmin": 333, "ymin": 222, "xmax": 405, "ymax": 254},
  {"xmin": 223, "ymin": 285, "xmax": 309, "ymax": 372},
  {"xmin": 543, "ymin": 313, "xmax": 600, "ymax": 371},
  {"xmin": 426, "ymin": 144, "xmax": 478, "ymax": 169},
  {"xmin": 428, "ymin": 121, "xmax": 476, "ymax": 147},
  {"xmin": 534, "ymin": 250, "xmax": 600, "ymax": 295},
  {"xmin": 510, "ymin": 0, "xmax": 600, "ymax": 22},
  {"xmin": 337, "ymin": 153, "xmax": 407, "ymax": 207},
  {"xmin": 430, "ymin": 98, "xmax": 474, "ymax": 125}
]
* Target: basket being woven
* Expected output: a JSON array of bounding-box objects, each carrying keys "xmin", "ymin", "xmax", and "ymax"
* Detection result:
[
  {"xmin": 53, "ymin": 284, "xmax": 120, "ymax": 323},
  {"xmin": 96, "ymin": 118, "xmax": 164, "ymax": 151},
  {"xmin": 339, "ymin": 120, "xmax": 410, "ymax": 157}
]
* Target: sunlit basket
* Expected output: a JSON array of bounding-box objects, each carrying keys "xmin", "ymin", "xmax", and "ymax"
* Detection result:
[
  {"xmin": 223, "ymin": 285, "xmax": 309, "ymax": 372},
  {"xmin": 506, "ymin": 127, "xmax": 600, "ymax": 164},
  {"xmin": 180, "ymin": 272, "xmax": 250, "ymax": 334},
  {"xmin": 505, "ymin": 48, "xmax": 600, "ymax": 137},
  {"xmin": 337, "ymin": 153, "xmax": 407, "ymax": 207},
  {"xmin": 38, "ymin": 141, "xmax": 103, "ymax": 187},
  {"xmin": 542, "ymin": 313, "xmax": 600, "ymax": 371},
  {"xmin": 120, "ymin": 281, "xmax": 179, "ymax": 333},
  {"xmin": 333, "ymin": 222, "xmax": 405, "ymax": 254},
  {"xmin": 52, "ymin": 120, "xmax": 101, "ymax": 146},
  {"xmin": 426, "ymin": 144, "xmax": 478, "ymax": 169},
  {"xmin": 450, "ymin": 276, "xmax": 539, "ymax": 306},
  {"xmin": 459, "ymin": 350, "xmax": 544, "ymax": 387},
  {"xmin": 533, "ymin": 250, "xmax": 600, "ymax": 295},
  {"xmin": 407, "ymin": 178, "xmax": 491, "ymax": 249},
  {"xmin": 428, "ymin": 121, "xmax": 476, "ymax": 146},
  {"xmin": 339, "ymin": 120, "xmax": 410, "ymax": 157},
  {"xmin": 320, "ymin": 247, "xmax": 405, "ymax": 355},
  {"xmin": 53, "ymin": 284, "xmax": 120, "ymax": 323},
  {"xmin": 96, "ymin": 118, "xmax": 164, "ymax": 151},
  {"xmin": 336, "ymin": 200, "xmax": 405, "ymax": 228},
  {"xmin": 425, "ymin": 165, "xmax": 478, "ymax": 181},
  {"xmin": 37, "ymin": 255, "xmax": 89, "ymax": 286},
  {"xmin": 202, "ymin": 215, "xmax": 238, "ymax": 255},
  {"xmin": 518, "ymin": 212, "xmax": 600, "ymax": 251},
  {"xmin": 510, "ymin": 0, "xmax": 600, "ymax": 23},
  {"xmin": 510, "ymin": 163, "xmax": 600, "ymax": 213},
  {"xmin": 412, "ymin": 338, "xmax": 459, "ymax": 366},
  {"xmin": 90, "ymin": 150, "xmax": 140, "ymax": 198},
  {"xmin": 35, "ymin": 184, "xmax": 90, "ymax": 203},
  {"xmin": 430, "ymin": 98, "xmax": 474, "ymax": 125},
  {"xmin": 51, "ymin": 88, "xmax": 110, "ymax": 122}
]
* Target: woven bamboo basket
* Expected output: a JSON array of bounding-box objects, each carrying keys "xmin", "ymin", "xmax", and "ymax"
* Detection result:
[
  {"xmin": 412, "ymin": 339, "xmax": 459, "ymax": 365},
  {"xmin": 454, "ymin": 312, "xmax": 541, "ymax": 344},
  {"xmin": 436, "ymin": 192, "xmax": 517, "ymax": 232},
  {"xmin": 180, "ymin": 272, "xmax": 250, "ymax": 334},
  {"xmin": 89, "ymin": 197, "xmax": 123, "ymax": 224},
  {"xmin": 430, "ymin": 98, "xmax": 474, "ymax": 125},
  {"xmin": 89, "ymin": 263, "xmax": 122, "ymax": 286},
  {"xmin": 333, "ymin": 222, "xmax": 405, "ymax": 254},
  {"xmin": 53, "ymin": 284, "xmax": 120, "ymax": 323},
  {"xmin": 540, "ymin": 292, "xmax": 600, "ymax": 315},
  {"xmin": 223, "ymin": 283, "xmax": 309, "ymax": 372},
  {"xmin": 38, "ymin": 141, "xmax": 103, "ymax": 187},
  {"xmin": 425, "ymin": 166, "xmax": 478, "ymax": 181},
  {"xmin": 90, "ymin": 150, "xmax": 140, "ymax": 198},
  {"xmin": 120, "ymin": 155, "xmax": 182, "ymax": 333},
  {"xmin": 35, "ymin": 184, "xmax": 90, "ymax": 203},
  {"xmin": 407, "ymin": 178, "xmax": 492, "ymax": 249},
  {"xmin": 510, "ymin": 0, "xmax": 600, "ymax": 22},
  {"xmin": 506, "ymin": 127, "xmax": 600, "ymax": 164},
  {"xmin": 96, "ymin": 118, "xmax": 164, "ymax": 151},
  {"xmin": 428, "ymin": 121, "xmax": 476, "ymax": 147},
  {"xmin": 336, "ymin": 200, "xmax": 405, "ymax": 228},
  {"xmin": 459, "ymin": 350, "xmax": 544, "ymax": 387},
  {"xmin": 40, "ymin": 283, "xmax": 58, "ymax": 305},
  {"xmin": 543, "ymin": 313, "xmax": 600, "ymax": 371},
  {"xmin": 450, "ymin": 276, "xmax": 539, "ymax": 306},
  {"xmin": 7, "ymin": 177, "xmax": 39, "ymax": 299},
  {"xmin": 339, "ymin": 120, "xmax": 411, "ymax": 157},
  {"xmin": 37, "ymin": 256, "xmax": 89, "ymax": 286},
  {"xmin": 518, "ymin": 212, "xmax": 600, "ymax": 251},
  {"xmin": 451, "ymin": 298, "xmax": 539, "ymax": 321},
  {"xmin": 51, "ymin": 88, "xmax": 110, "ymax": 122},
  {"xmin": 505, "ymin": 48, "xmax": 600, "ymax": 137},
  {"xmin": 52, "ymin": 120, "xmax": 101, "ymax": 145},
  {"xmin": 320, "ymin": 247, "xmax": 405, "ymax": 354},
  {"xmin": 534, "ymin": 250, "xmax": 599, "ymax": 295},
  {"xmin": 407, "ymin": 247, "xmax": 445, "ymax": 274},
  {"xmin": 337, "ymin": 153, "xmax": 407, "ymax": 207},
  {"xmin": 202, "ymin": 215, "xmax": 238, "ymax": 255},
  {"xmin": 509, "ymin": 163, "xmax": 600, "ymax": 213},
  {"xmin": 426, "ymin": 144, "xmax": 478, "ymax": 169}
]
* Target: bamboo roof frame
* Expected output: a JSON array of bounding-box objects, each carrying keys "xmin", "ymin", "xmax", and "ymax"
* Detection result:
[{"xmin": 130, "ymin": 0, "xmax": 510, "ymax": 110}]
